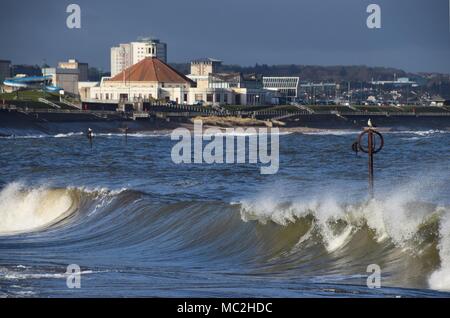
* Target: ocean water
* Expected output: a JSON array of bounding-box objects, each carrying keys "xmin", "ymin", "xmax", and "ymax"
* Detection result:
[{"xmin": 0, "ymin": 129, "xmax": 449, "ymax": 297}]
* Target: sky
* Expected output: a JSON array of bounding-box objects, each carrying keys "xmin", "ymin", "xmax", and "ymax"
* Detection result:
[{"xmin": 1, "ymin": 0, "xmax": 449, "ymax": 73}]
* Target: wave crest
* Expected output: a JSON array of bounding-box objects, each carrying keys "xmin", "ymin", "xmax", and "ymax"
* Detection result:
[
  {"xmin": 0, "ymin": 183, "xmax": 79, "ymax": 235},
  {"xmin": 239, "ymin": 192, "xmax": 450, "ymax": 291}
]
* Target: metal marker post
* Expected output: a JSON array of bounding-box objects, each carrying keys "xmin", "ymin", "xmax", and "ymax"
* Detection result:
[{"xmin": 353, "ymin": 127, "xmax": 384, "ymax": 198}]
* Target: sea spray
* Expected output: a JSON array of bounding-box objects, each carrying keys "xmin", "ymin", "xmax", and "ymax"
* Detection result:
[
  {"xmin": 239, "ymin": 184, "xmax": 450, "ymax": 290},
  {"xmin": 429, "ymin": 214, "xmax": 450, "ymax": 291},
  {"xmin": 0, "ymin": 183, "xmax": 76, "ymax": 235}
]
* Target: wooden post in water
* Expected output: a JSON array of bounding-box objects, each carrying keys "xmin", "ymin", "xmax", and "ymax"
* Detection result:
[{"xmin": 87, "ymin": 128, "xmax": 94, "ymax": 149}]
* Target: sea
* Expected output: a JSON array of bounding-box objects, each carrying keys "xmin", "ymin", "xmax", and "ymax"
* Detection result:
[{"xmin": 0, "ymin": 128, "xmax": 449, "ymax": 297}]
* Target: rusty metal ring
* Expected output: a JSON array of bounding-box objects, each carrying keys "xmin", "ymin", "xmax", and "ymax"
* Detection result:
[{"xmin": 358, "ymin": 130, "xmax": 384, "ymax": 154}]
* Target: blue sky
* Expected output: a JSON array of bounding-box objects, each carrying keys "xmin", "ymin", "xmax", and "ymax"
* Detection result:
[{"xmin": 1, "ymin": 0, "xmax": 449, "ymax": 73}]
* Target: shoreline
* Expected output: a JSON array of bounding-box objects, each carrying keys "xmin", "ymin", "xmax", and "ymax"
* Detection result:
[
  {"xmin": 1, "ymin": 122, "xmax": 448, "ymax": 138},
  {"xmin": 1, "ymin": 109, "xmax": 449, "ymax": 137}
]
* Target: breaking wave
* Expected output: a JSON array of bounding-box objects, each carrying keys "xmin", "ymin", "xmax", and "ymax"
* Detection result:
[
  {"xmin": 0, "ymin": 183, "xmax": 79, "ymax": 235},
  {"xmin": 239, "ymin": 189, "xmax": 450, "ymax": 291},
  {"xmin": 0, "ymin": 183, "xmax": 124, "ymax": 235},
  {"xmin": 1, "ymin": 182, "xmax": 450, "ymax": 292}
]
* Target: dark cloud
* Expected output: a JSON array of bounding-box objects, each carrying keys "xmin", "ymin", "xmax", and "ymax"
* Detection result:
[{"xmin": 0, "ymin": 0, "xmax": 449, "ymax": 73}]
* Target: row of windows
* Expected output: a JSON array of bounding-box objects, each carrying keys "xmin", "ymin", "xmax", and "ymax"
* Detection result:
[
  {"xmin": 264, "ymin": 84, "xmax": 299, "ymax": 89},
  {"xmin": 264, "ymin": 81, "xmax": 298, "ymax": 84},
  {"xmin": 263, "ymin": 78, "xmax": 299, "ymax": 86},
  {"xmin": 263, "ymin": 77, "xmax": 299, "ymax": 82},
  {"xmin": 195, "ymin": 93, "xmax": 229, "ymax": 103},
  {"xmin": 94, "ymin": 93, "xmax": 153, "ymax": 100},
  {"xmin": 95, "ymin": 92, "xmax": 238, "ymax": 103}
]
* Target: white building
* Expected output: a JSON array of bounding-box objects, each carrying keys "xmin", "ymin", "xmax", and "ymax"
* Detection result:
[
  {"xmin": 82, "ymin": 57, "xmax": 273, "ymax": 107},
  {"xmin": 111, "ymin": 38, "xmax": 167, "ymax": 77},
  {"xmin": 188, "ymin": 72, "xmax": 270, "ymax": 106},
  {"xmin": 89, "ymin": 57, "xmax": 193, "ymax": 103},
  {"xmin": 187, "ymin": 59, "xmax": 272, "ymax": 106},
  {"xmin": 42, "ymin": 67, "xmax": 79, "ymax": 96},
  {"xmin": 263, "ymin": 77, "xmax": 300, "ymax": 101}
]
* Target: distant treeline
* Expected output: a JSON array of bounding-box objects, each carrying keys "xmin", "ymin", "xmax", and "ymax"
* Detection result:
[
  {"xmin": 8, "ymin": 63, "xmax": 450, "ymax": 98},
  {"xmin": 170, "ymin": 62, "xmax": 450, "ymax": 98},
  {"xmin": 170, "ymin": 62, "xmax": 414, "ymax": 82}
]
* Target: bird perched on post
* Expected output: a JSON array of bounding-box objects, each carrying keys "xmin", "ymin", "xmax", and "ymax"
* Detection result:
[
  {"xmin": 368, "ymin": 118, "xmax": 374, "ymax": 128},
  {"xmin": 87, "ymin": 128, "xmax": 93, "ymax": 139}
]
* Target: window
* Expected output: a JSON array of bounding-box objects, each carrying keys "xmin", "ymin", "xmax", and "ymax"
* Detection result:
[
  {"xmin": 224, "ymin": 94, "xmax": 228, "ymax": 104},
  {"xmin": 215, "ymin": 94, "xmax": 221, "ymax": 103},
  {"xmin": 184, "ymin": 94, "xmax": 188, "ymax": 102},
  {"xmin": 207, "ymin": 94, "xmax": 213, "ymax": 102},
  {"xmin": 235, "ymin": 94, "xmax": 241, "ymax": 105}
]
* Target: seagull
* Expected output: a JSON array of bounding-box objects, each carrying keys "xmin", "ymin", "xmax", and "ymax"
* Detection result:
[{"xmin": 368, "ymin": 118, "xmax": 373, "ymax": 128}]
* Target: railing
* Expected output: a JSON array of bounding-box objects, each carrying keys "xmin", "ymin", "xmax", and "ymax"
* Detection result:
[
  {"xmin": 38, "ymin": 98, "xmax": 61, "ymax": 109},
  {"xmin": 2, "ymin": 105, "xmax": 118, "ymax": 116},
  {"xmin": 60, "ymin": 99, "xmax": 82, "ymax": 109},
  {"xmin": 338, "ymin": 111, "xmax": 450, "ymax": 117},
  {"xmin": 2, "ymin": 104, "xmax": 450, "ymax": 120}
]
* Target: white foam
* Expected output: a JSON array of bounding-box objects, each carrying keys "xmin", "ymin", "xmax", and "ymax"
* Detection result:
[
  {"xmin": 240, "ymin": 195, "xmax": 354, "ymax": 252},
  {"xmin": 388, "ymin": 130, "xmax": 449, "ymax": 136},
  {"xmin": 0, "ymin": 183, "xmax": 77, "ymax": 235},
  {"xmin": 239, "ymin": 182, "xmax": 450, "ymax": 289},
  {"xmin": 429, "ymin": 214, "xmax": 450, "ymax": 291},
  {"xmin": 96, "ymin": 132, "xmax": 171, "ymax": 138},
  {"xmin": 54, "ymin": 132, "xmax": 83, "ymax": 138},
  {"xmin": 202, "ymin": 131, "xmax": 291, "ymax": 137},
  {"xmin": 301, "ymin": 130, "xmax": 359, "ymax": 136}
]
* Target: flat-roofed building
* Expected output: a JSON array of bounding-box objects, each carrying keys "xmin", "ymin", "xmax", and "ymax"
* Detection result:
[
  {"xmin": 263, "ymin": 76, "xmax": 300, "ymax": 101},
  {"xmin": 42, "ymin": 67, "xmax": 79, "ymax": 96},
  {"xmin": 188, "ymin": 71, "xmax": 270, "ymax": 106},
  {"xmin": 58, "ymin": 59, "xmax": 89, "ymax": 81},
  {"xmin": 190, "ymin": 58, "xmax": 222, "ymax": 76}
]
